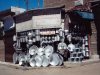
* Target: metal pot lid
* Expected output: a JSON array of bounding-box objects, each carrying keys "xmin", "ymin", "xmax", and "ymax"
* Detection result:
[
  {"xmin": 29, "ymin": 45, "xmax": 38, "ymax": 55},
  {"xmin": 45, "ymin": 53, "xmax": 52, "ymax": 59},
  {"xmin": 13, "ymin": 52, "xmax": 19, "ymax": 64},
  {"xmin": 25, "ymin": 53, "xmax": 31, "ymax": 62},
  {"xmin": 68, "ymin": 43, "xmax": 75, "ymax": 52},
  {"xmin": 58, "ymin": 42, "xmax": 67, "ymax": 50},
  {"xmin": 35, "ymin": 55, "xmax": 43, "ymax": 67},
  {"xmin": 19, "ymin": 61, "xmax": 23, "ymax": 66},
  {"xmin": 37, "ymin": 47, "xmax": 44, "ymax": 56},
  {"xmin": 58, "ymin": 54, "xmax": 63, "ymax": 66},
  {"xmin": 19, "ymin": 58, "xmax": 25, "ymax": 66},
  {"xmin": 50, "ymin": 53, "xmax": 59, "ymax": 66},
  {"xmin": 29, "ymin": 58, "xmax": 36, "ymax": 67},
  {"xmin": 42, "ymin": 55, "xmax": 50, "ymax": 67},
  {"xmin": 45, "ymin": 45, "xmax": 54, "ymax": 56},
  {"xmin": 18, "ymin": 53, "xmax": 25, "ymax": 60}
]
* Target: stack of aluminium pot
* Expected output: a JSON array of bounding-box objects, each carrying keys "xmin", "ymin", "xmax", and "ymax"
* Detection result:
[{"xmin": 17, "ymin": 45, "xmax": 63, "ymax": 67}]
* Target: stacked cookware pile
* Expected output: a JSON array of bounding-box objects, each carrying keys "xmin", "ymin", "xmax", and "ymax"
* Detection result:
[{"xmin": 13, "ymin": 45, "xmax": 63, "ymax": 67}]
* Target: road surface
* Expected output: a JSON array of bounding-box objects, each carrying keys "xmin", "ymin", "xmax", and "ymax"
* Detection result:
[{"xmin": 0, "ymin": 62, "xmax": 100, "ymax": 75}]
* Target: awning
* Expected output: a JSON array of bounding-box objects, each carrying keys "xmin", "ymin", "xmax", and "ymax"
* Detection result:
[{"xmin": 75, "ymin": 11, "xmax": 94, "ymax": 20}]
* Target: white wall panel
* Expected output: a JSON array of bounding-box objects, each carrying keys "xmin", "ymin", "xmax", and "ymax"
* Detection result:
[
  {"xmin": 32, "ymin": 14, "xmax": 61, "ymax": 29},
  {"xmin": 16, "ymin": 20, "xmax": 32, "ymax": 32}
]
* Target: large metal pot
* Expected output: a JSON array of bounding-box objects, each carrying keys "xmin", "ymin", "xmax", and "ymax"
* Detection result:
[
  {"xmin": 50, "ymin": 53, "xmax": 59, "ymax": 66},
  {"xmin": 44, "ymin": 45, "xmax": 54, "ymax": 58},
  {"xmin": 58, "ymin": 42, "xmax": 67, "ymax": 50},
  {"xmin": 13, "ymin": 52, "xmax": 19, "ymax": 64},
  {"xmin": 42, "ymin": 55, "xmax": 50, "ymax": 67},
  {"xmin": 29, "ymin": 57, "xmax": 36, "ymax": 67},
  {"xmin": 28, "ymin": 32, "xmax": 33, "ymax": 38},
  {"xmin": 29, "ymin": 45, "xmax": 38, "ymax": 55},
  {"xmin": 37, "ymin": 47, "xmax": 44, "ymax": 56},
  {"xmin": 67, "ymin": 43, "xmax": 75, "ymax": 52},
  {"xmin": 58, "ymin": 54, "xmax": 63, "ymax": 66},
  {"xmin": 35, "ymin": 55, "xmax": 43, "ymax": 67},
  {"xmin": 18, "ymin": 53, "xmax": 26, "ymax": 66}
]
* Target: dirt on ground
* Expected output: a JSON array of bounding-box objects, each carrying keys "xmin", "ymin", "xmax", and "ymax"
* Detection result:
[{"xmin": 0, "ymin": 62, "xmax": 100, "ymax": 75}]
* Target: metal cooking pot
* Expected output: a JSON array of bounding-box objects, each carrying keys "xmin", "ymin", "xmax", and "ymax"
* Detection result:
[
  {"xmin": 67, "ymin": 34, "xmax": 72, "ymax": 42},
  {"xmin": 42, "ymin": 55, "xmax": 50, "ymax": 67},
  {"xmin": 35, "ymin": 55, "xmax": 43, "ymax": 67},
  {"xmin": 55, "ymin": 35, "xmax": 60, "ymax": 41},
  {"xmin": 85, "ymin": 41, "xmax": 88, "ymax": 45},
  {"xmin": 13, "ymin": 52, "xmax": 19, "ymax": 64},
  {"xmin": 28, "ymin": 39, "xmax": 33, "ymax": 44},
  {"xmin": 50, "ymin": 53, "xmax": 59, "ymax": 66},
  {"xmin": 59, "ymin": 29, "xmax": 64, "ymax": 37},
  {"xmin": 67, "ymin": 43, "xmax": 75, "ymax": 52},
  {"xmin": 58, "ymin": 42, "xmax": 67, "ymax": 50},
  {"xmin": 29, "ymin": 45, "xmax": 38, "ymax": 55},
  {"xmin": 13, "ymin": 35, "xmax": 17, "ymax": 42},
  {"xmin": 28, "ymin": 32, "xmax": 33, "ymax": 38},
  {"xmin": 35, "ymin": 29, "xmax": 40, "ymax": 35},
  {"xmin": 37, "ymin": 47, "xmax": 44, "ymax": 56},
  {"xmin": 18, "ymin": 53, "xmax": 26, "ymax": 66},
  {"xmin": 29, "ymin": 57, "xmax": 36, "ymax": 67},
  {"xmin": 44, "ymin": 45, "xmax": 54, "ymax": 57},
  {"xmin": 58, "ymin": 54, "xmax": 63, "ymax": 66},
  {"xmin": 19, "ymin": 58, "xmax": 25, "ymax": 66},
  {"xmin": 85, "ymin": 36, "xmax": 88, "ymax": 40}
]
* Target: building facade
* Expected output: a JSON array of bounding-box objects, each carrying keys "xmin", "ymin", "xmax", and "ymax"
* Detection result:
[
  {"xmin": 0, "ymin": 7, "xmax": 26, "ymax": 62},
  {"xmin": 44, "ymin": 0, "xmax": 98, "ymax": 57},
  {"xmin": 44, "ymin": 0, "xmax": 93, "ymax": 9}
]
